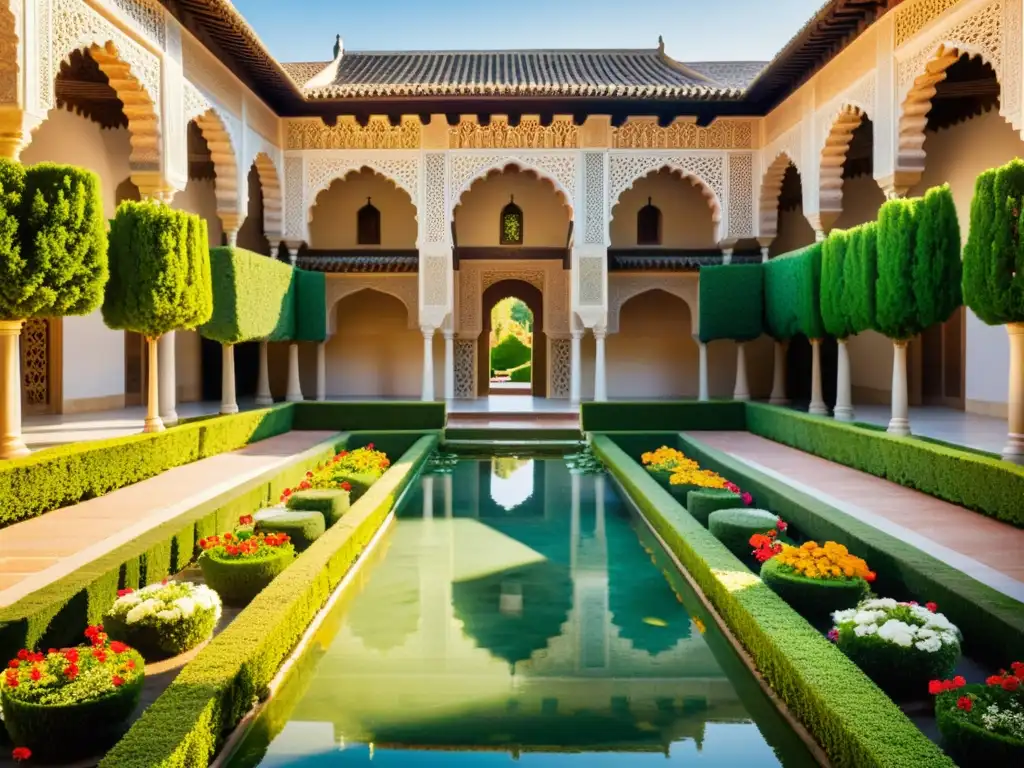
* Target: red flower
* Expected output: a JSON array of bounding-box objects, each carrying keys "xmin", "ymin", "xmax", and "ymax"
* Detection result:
[
  {"xmin": 306, "ymin": 471, "xmax": 314, "ymax": 478},
  {"xmin": 724, "ymin": 481, "xmax": 739, "ymax": 493},
  {"xmin": 282, "ymin": 488, "xmax": 293, "ymax": 497},
  {"xmin": 367, "ymin": 443, "xmax": 375, "ymax": 450},
  {"xmin": 63, "ymin": 664, "xmax": 79, "ymax": 680},
  {"xmin": 8, "ymin": 659, "xmax": 19, "ymax": 669},
  {"xmin": 827, "ymin": 628, "xmax": 839, "ymax": 642},
  {"xmin": 29, "ymin": 668, "xmax": 41, "ymax": 681},
  {"xmin": 5, "ymin": 676, "xmax": 18, "ymax": 688},
  {"xmin": 865, "ymin": 571, "xmax": 877, "ymax": 583},
  {"xmin": 93, "ymin": 649, "xmax": 107, "ymax": 663},
  {"xmin": 84, "ymin": 625, "xmax": 100, "ymax": 638},
  {"xmin": 12, "ymin": 747, "xmax": 31, "ymax": 762},
  {"xmin": 740, "ymin": 492, "xmax": 753, "ymax": 506},
  {"xmin": 1011, "ymin": 661, "xmax": 1024, "ymax": 677},
  {"xmin": 161, "ymin": 578, "xmax": 169, "ymax": 586},
  {"xmin": 340, "ymin": 481, "xmax": 352, "ymax": 491},
  {"xmin": 956, "ymin": 696, "xmax": 973, "ymax": 712},
  {"xmin": 953, "ymin": 676, "xmax": 966, "ymax": 688},
  {"xmin": 299, "ymin": 480, "xmax": 311, "ymax": 490},
  {"xmin": 776, "ymin": 519, "xmax": 788, "ymax": 533},
  {"xmin": 16, "ymin": 650, "xmax": 28, "ymax": 661},
  {"xmin": 1002, "ymin": 676, "xmax": 1020, "ymax": 692},
  {"xmin": 126, "ymin": 659, "xmax": 136, "ymax": 670},
  {"xmin": 63, "ymin": 649, "xmax": 78, "ymax": 663},
  {"xmin": 117, "ymin": 588, "xmax": 134, "ymax": 597},
  {"xmin": 239, "ymin": 515, "xmax": 254, "ymax": 526},
  {"xmin": 111, "ymin": 675, "xmax": 125, "ymax": 687},
  {"xmin": 223, "ymin": 533, "xmax": 233, "ymax": 541},
  {"xmin": 928, "ymin": 680, "xmax": 944, "ymax": 695},
  {"xmin": 987, "ymin": 674, "xmax": 1004, "ymax": 686},
  {"xmin": 338, "ymin": 450, "xmax": 348, "ymax": 457},
  {"xmin": 925, "ymin": 602, "xmax": 938, "ymax": 613},
  {"xmin": 109, "ymin": 641, "xmax": 129, "ymax": 654}
]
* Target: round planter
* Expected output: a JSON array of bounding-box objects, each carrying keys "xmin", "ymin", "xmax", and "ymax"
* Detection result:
[
  {"xmin": 645, "ymin": 468, "xmax": 696, "ymax": 504},
  {"xmin": 286, "ymin": 488, "xmax": 351, "ymax": 527},
  {"xmin": 105, "ymin": 606, "xmax": 218, "ymax": 660},
  {"xmin": 936, "ymin": 686, "xmax": 1024, "ymax": 766},
  {"xmin": 1, "ymin": 666, "xmax": 144, "ymax": 762},
  {"xmin": 837, "ymin": 623, "xmax": 959, "ymax": 700},
  {"xmin": 256, "ymin": 510, "xmax": 326, "ymax": 552},
  {"xmin": 199, "ymin": 545, "xmax": 295, "ymax": 604},
  {"xmin": 708, "ymin": 508, "xmax": 779, "ymax": 562},
  {"xmin": 686, "ymin": 488, "xmax": 742, "ymax": 527},
  {"xmin": 760, "ymin": 557, "xmax": 867, "ymax": 619}
]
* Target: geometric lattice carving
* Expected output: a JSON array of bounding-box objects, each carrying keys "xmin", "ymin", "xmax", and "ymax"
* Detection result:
[
  {"xmin": 306, "ymin": 155, "xmax": 420, "ymax": 219},
  {"xmin": 21, "ymin": 318, "xmax": 49, "ymax": 407},
  {"xmin": 0, "ymin": 4, "xmax": 18, "ymax": 105},
  {"xmin": 612, "ymin": 119, "xmax": 754, "ymax": 149},
  {"xmin": 286, "ymin": 116, "xmax": 421, "ymax": 150},
  {"xmin": 458, "ymin": 267, "xmax": 480, "ymax": 336},
  {"xmin": 284, "ymin": 156, "xmax": 303, "ymax": 240},
  {"xmin": 449, "ymin": 152, "xmax": 576, "ymax": 215},
  {"xmin": 584, "ymin": 152, "xmax": 606, "ymax": 245},
  {"xmin": 895, "ymin": 0, "xmax": 961, "ymax": 47},
  {"xmin": 1004, "ymin": 0, "xmax": 1023, "ymax": 119},
  {"xmin": 454, "ymin": 340, "xmax": 476, "ymax": 398},
  {"xmin": 549, "ymin": 338, "xmax": 571, "ymax": 398},
  {"xmin": 424, "ymin": 153, "xmax": 447, "ymax": 244},
  {"xmin": 449, "ymin": 117, "xmax": 578, "ymax": 149},
  {"xmin": 422, "ymin": 253, "xmax": 449, "ymax": 307},
  {"xmin": 578, "ymin": 256, "xmax": 604, "ymax": 306},
  {"xmin": 183, "ymin": 82, "xmax": 212, "ymax": 123},
  {"xmin": 111, "ymin": 0, "xmax": 166, "ymax": 49},
  {"xmin": 727, "ymin": 153, "xmax": 754, "ymax": 239}
]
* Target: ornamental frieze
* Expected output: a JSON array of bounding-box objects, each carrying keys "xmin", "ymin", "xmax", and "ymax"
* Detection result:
[
  {"xmin": 612, "ymin": 118, "xmax": 754, "ymax": 150},
  {"xmin": 286, "ymin": 116, "xmax": 422, "ymax": 150},
  {"xmin": 448, "ymin": 117, "xmax": 578, "ymax": 149}
]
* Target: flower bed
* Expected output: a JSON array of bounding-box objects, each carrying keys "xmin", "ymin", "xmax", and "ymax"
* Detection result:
[
  {"xmin": 1, "ymin": 627, "xmax": 145, "ymax": 762},
  {"xmin": 832, "ymin": 598, "xmax": 961, "ymax": 699},
  {"xmin": 279, "ymin": 445, "xmax": 390, "ymax": 503},
  {"xmin": 639, "ymin": 446, "xmax": 751, "ymax": 507},
  {"xmin": 199, "ymin": 531, "xmax": 295, "ymax": 604},
  {"xmin": 760, "ymin": 540, "xmax": 874, "ymax": 619},
  {"xmin": 256, "ymin": 510, "xmax": 326, "ymax": 551},
  {"xmin": 707, "ymin": 508, "xmax": 782, "ymax": 563},
  {"xmin": 104, "ymin": 581, "xmax": 222, "ymax": 659},
  {"xmin": 934, "ymin": 663, "xmax": 1024, "ymax": 765}
]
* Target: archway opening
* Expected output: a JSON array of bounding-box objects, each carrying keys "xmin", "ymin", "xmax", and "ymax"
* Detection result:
[
  {"xmin": 308, "ymin": 167, "xmax": 417, "ymax": 251},
  {"xmin": 488, "ymin": 297, "xmax": 535, "ymax": 394},
  {"xmin": 480, "ymin": 280, "xmax": 546, "ymax": 398},
  {"xmin": 609, "ymin": 167, "xmax": 719, "ymax": 250},
  {"xmin": 608, "ymin": 289, "xmax": 695, "ymax": 398}
]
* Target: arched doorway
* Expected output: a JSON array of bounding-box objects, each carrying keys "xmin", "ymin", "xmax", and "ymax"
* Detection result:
[{"xmin": 479, "ymin": 280, "xmax": 546, "ymax": 398}]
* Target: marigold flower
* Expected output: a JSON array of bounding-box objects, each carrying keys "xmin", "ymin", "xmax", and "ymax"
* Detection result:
[
  {"xmin": 12, "ymin": 747, "xmax": 31, "ymax": 762},
  {"xmin": 956, "ymin": 695, "xmax": 973, "ymax": 712}
]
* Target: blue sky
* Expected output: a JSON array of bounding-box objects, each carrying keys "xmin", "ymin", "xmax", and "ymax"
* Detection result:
[{"xmin": 232, "ymin": 0, "xmax": 825, "ymax": 63}]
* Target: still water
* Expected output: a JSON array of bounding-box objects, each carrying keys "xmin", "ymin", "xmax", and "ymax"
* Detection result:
[{"xmin": 229, "ymin": 457, "xmax": 816, "ymax": 767}]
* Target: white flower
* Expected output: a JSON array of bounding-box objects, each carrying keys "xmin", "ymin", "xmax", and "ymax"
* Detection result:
[
  {"xmin": 854, "ymin": 623, "xmax": 878, "ymax": 637},
  {"xmin": 915, "ymin": 636, "xmax": 942, "ymax": 653},
  {"xmin": 156, "ymin": 609, "xmax": 181, "ymax": 622},
  {"xmin": 113, "ymin": 593, "xmax": 141, "ymax": 609},
  {"xmin": 916, "ymin": 628, "xmax": 936, "ymax": 639},
  {"xmin": 832, "ymin": 609, "xmax": 857, "ymax": 624},
  {"xmin": 854, "ymin": 610, "xmax": 885, "ymax": 625},
  {"xmin": 923, "ymin": 612, "xmax": 960, "ymax": 636},
  {"xmin": 877, "ymin": 619, "xmax": 915, "ymax": 647},
  {"xmin": 939, "ymin": 631, "xmax": 959, "ymax": 646},
  {"xmin": 172, "ymin": 597, "xmax": 197, "ymax": 617},
  {"xmin": 861, "ymin": 598, "xmax": 898, "ymax": 611},
  {"xmin": 125, "ymin": 598, "xmax": 162, "ymax": 625}
]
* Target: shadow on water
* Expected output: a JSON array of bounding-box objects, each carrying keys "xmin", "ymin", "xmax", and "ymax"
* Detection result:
[{"xmin": 228, "ymin": 457, "xmax": 819, "ymax": 767}]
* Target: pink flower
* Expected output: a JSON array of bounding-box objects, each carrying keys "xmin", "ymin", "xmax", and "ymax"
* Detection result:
[
  {"xmin": 741, "ymin": 492, "xmax": 753, "ymax": 506},
  {"xmin": 776, "ymin": 519, "xmax": 788, "ymax": 533},
  {"xmin": 827, "ymin": 629, "xmax": 839, "ymax": 642}
]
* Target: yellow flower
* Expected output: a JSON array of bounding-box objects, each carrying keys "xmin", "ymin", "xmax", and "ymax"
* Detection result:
[{"xmin": 774, "ymin": 541, "xmax": 872, "ymax": 582}]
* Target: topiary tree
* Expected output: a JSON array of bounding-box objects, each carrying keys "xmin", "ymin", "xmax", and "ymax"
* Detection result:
[
  {"xmin": 698, "ymin": 263, "xmax": 764, "ymax": 401},
  {"xmin": 844, "ymin": 221, "xmax": 878, "ymax": 339},
  {"xmin": 103, "ymin": 200, "xmax": 212, "ymax": 433},
  {"xmin": 0, "ymin": 161, "xmax": 108, "ymax": 459},
  {"xmin": 914, "ymin": 185, "xmax": 962, "ymax": 330},
  {"xmin": 763, "ymin": 253, "xmax": 802, "ymax": 404},
  {"xmin": 963, "ymin": 159, "xmax": 1024, "ymax": 463}
]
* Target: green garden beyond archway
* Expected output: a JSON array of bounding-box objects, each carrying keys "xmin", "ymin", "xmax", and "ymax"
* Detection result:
[{"xmin": 489, "ymin": 297, "xmax": 534, "ymax": 393}]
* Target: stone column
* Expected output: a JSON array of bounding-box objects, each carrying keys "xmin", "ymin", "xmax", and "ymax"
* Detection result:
[
  {"xmin": 421, "ymin": 326, "xmax": 435, "ymax": 402},
  {"xmin": 1004, "ymin": 323, "xmax": 1024, "ymax": 464},
  {"xmin": 443, "ymin": 331, "xmax": 455, "ymax": 401},
  {"xmin": 887, "ymin": 340, "xmax": 911, "ymax": 435},
  {"xmin": 0, "ymin": 320, "xmax": 29, "ymax": 459},
  {"xmin": 593, "ymin": 327, "xmax": 607, "ymax": 402},
  {"xmin": 733, "ymin": 343, "xmax": 750, "ymax": 401},
  {"xmin": 697, "ymin": 339, "xmax": 709, "ymax": 402},
  {"xmin": 254, "ymin": 341, "xmax": 273, "ymax": 406},
  {"xmin": 285, "ymin": 343, "xmax": 303, "ymax": 402},
  {"xmin": 158, "ymin": 332, "xmax": 178, "ymax": 425},
  {"xmin": 224, "ymin": 228, "xmax": 239, "ymax": 248},
  {"xmin": 315, "ymin": 342, "xmax": 326, "ymax": 402},
  {"xmin": 760, "ymin": 246, "xmax": 770, "ymax": 263},
  {"xmin": 809, "ymin": 338, "xmax": 828, "ymax": 415},
  {"xmin": 769, "ymin": 340, "xmax": 789, "ymax": 405},
  {"xmin": 570, "ymin": 330, "xmax": 582, "ymax": 405},
  {"xmin": 284, "ymin": 241, "xmax": 300, "ymax": 266},
  {"xmin": 220, "ymin": 344, "xmax": 238, "ymax": 414},
  {"xmin": 721, "ymin": 248, "xmax": 733, "ymax": 265},
  {"xmin": 834, "ymin": 338, "xmax": 855, "ymax": 421},
  {"xmin": 143, "ymin": 337, "xmax": 165, "ymax": 433}
]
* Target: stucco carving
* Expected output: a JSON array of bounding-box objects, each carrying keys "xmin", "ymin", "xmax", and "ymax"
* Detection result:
[
  {"xmin": 727, "ymin": 153, "xmax": 754, "ymax": 239},
  {"xmin": 608, "ymin": 153, "xmax": 724, "ymax": 235},
  {"xmin": 111, "ymin": 0, "xmax": 166, "ymax": 49},
  {"xmin": 306, "ymin": 155, "xmax": 420, "ymax": 218},
  {"xmin": 578, "ymin": 256, "xmax": 604, "ymax": 306},
  {"xmin": 458, "ymin": 267, "xmax": 480, "ymax": 335},
  {"xmin": 758, "ymin": 150, "xmax": 798, "ymax": 238},
  {"xmin": 424, "ymin": 152, "xmax": 447, "ymax": 244},
  {"xmin": 183, "ymin": 82, "xmax": 212, "ymax": 123},
  {"xmin": 454, "ymin": 340, "xmax": 476, "ymax": 398},
  {"xmin": 607, "ymin": 275, "xmax": 696, "ymax": 333},
  {"xmin": 449, "ymin": 117, "xmax": 578, "ymax": 149},
  {"xmin": 422, "ymin": 253, "xmax": 449, "ymax": 307},
  {"xmin": 545, "ymin": 267, "xmax": 570, "ymax": 336},
  {"xmin": 0, "ymin": 2, "xmax": 18, "ymax": 105},
  {"xmin": 287, "ymin": 116, "xmax": 421, "ymax": 150},
  {"xmin": 1003, "ymin": 0, "xmax": 1023, "ymax": 120},
  {"xmin": 326, "ymin": 276, "xmax": 419, "ymax": 335},
  {"xmin": 449, "ymin": 152, "xmax": 576, "ymax": 216},
  {"xmin": 895, "ymin": 0, "xmax": 961, "ymax": 47},
  {"xmin": 549, "ymin": 339, "xmax": 571, "ymax": 398},
  {"xmin": 612, "ymin": 119, "xmax": 754, "ymax": 149},
  {"xmin": 583, "ymin": 152, "xmax": 606, "ymax": 245},
  {"xmin": 457, "ymin": 261, "xmax": 566, "ymax": 338},
  {"xmin": 194, "ymin": 108, "xmax": 240, "ymax": 227},
  {"xmin": 284, "ymin": 156, "xmax": 303, "ymax": 240},
  {"xmin": 252, "ymin": 151, "xmax": 283, "ymax": 239},
  {"xmin": 818, "ymin": 104, "xmax": 867, "ymax": 215}
]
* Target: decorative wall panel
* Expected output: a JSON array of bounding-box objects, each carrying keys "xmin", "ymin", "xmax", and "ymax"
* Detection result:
[
  {"xmin": 21, "ymin": 318, "xmax": 49, "ymax": 407},
  {"xmin": 449, "ymin": 152, "xmax": 577, "ymax": 214},
  {"xmin": 449, "ymin": 117, "xmax": 578, "ymax": 149},
  {"xmin": 583, "ymin": 152, "xmax": 606, "ymax": 245},
  {"xmin": 727, "ymin": 153, "xmax": 754, "ymax": 239},
  {"xmin": 608, "ymin": 152, "xmax": 724, "ymax": 230},
  {"xmin": 424, "ymin": 152, "xmax": 447, "ymax": 244},
  {"xmin": 549, "ymin": 338, "xmax": 571, "ymax": 399},
  {"xmin": 286, "ymin": 116, "xmax": 421, "ymax": 150},
  {"xmin": 454, "ymin": 340, "xmax": 476, "ymax": 398},
  {"xmin": 305, "ymin": 154, "xmax": 420, "ymax": 217},
  {"xmin": 612, "ymin": 119, "xmax": 754, "ymax": 149}
]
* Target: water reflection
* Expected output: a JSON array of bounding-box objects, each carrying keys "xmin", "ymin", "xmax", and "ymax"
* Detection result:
[
  {"xmin": 235, "ymin": 459, "xmax": 814, "ymax": 767},
  {"xmin": 489, "ymin": 457, "xmax": 534, "ymax": 511}
]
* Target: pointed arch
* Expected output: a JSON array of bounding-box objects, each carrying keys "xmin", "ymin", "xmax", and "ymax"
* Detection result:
[
  {"xmin": 325, "ymin": 279, "xmax": 419, "ymax": 337},
  {"xmin": 192, "ymin": 108, "xmax": 240, "ymax": 232},
  {"xmin": 251, "ymin": 151, "xmax": 283, "ymax": 240},
  {"xmin": 609, "ymin": 163, "xmax": 722, "ymax": 243},
  {"xmin": 758, "ymin": 151, "xmax": 799, "ymax": 239},
  {"xmin": 819, "ymin": 104, "xmax": 868, "ymax": 215},
  {"xmin": 451, "ymin": 160, "xmax": 574, "ymax": 219}
]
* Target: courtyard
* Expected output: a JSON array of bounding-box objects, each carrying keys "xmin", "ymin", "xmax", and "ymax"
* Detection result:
[{"xmin": 1, "ymin": 0, "xmax": 1023, "ymax": 766}]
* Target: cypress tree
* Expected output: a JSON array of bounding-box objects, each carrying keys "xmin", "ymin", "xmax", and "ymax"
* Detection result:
[
  {"xmin": 796, "ymin": 241, "xmax": 825, "ymax": 340},
  {"xmin": 875, "ymin": 197, "xmax": 920, "ymax": 340},
  {"xmin": 821, "ymin": 229, "xmax": 853, "ymax": 339},
  {"xmin": 843, "ymin": 221, "xmax": 878, "ymax": 335},
  {"xmin": 913, "ymin": 184, "xmax": 962, "ymax": 329}
]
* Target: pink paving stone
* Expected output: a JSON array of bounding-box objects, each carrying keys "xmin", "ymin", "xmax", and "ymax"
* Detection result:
[{"xmin": 0, "ymin": 430, "xmax": 337, "ymax": 607}]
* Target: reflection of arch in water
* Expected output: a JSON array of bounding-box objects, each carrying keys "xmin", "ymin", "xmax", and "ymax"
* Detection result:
[
  {"xmin": 477, "ymin": 459, "xmax": 547, "ymax": 520},
  {"xmin": 489, "ymin": 458, "xmax": 535, "ymax": 511}
]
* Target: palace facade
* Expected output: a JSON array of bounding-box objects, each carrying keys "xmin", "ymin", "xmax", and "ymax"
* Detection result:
[{"xmin": 0, "ymin": 0, "xmax": 1020, "ymax": 428}]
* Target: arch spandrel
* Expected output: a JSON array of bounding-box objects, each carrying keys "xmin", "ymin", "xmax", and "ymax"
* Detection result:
[
  {"xmin": 757, "ymin": 150, "xmax": 800, "ymax": 240},
  {"xmin": 449, "ymin": 154, "xmax": 576, "ymax": 219},
  {"xmin": 607, "ymin": 276, "xmax": 698, "ymax": 335}
]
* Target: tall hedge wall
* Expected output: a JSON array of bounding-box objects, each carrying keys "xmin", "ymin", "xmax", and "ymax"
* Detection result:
[
  {"xmin": 294, "ymin": 268, "xmax": 327, "ymax": 342},
  {"xmin": 913, "ymin": 184, "xmax": 962, "ymax": 329},
  {"xmin": 875, "ymin": 197, "xmax": 920, "ymax": 340},
  {"xmin": 200, "ymin": 246, "xmax": 295, "ymax": 345},
  {"xmin": 697, "ymin": 263, "xmax": 764, "ymax": 343},
  {"xmin": 963, "ymin": 158, "xmax": 1024, "ymax": 325},
  {"xmin": 821, "ymin": 229, "xmax": 854, "ymax": 339},
  {"xmin": 795, "ymin": 242, "xmax": 825, "ymax": 339},
  {"xmin": 843, "ymin": 222, "xmax": 878, "ymax": 335},
  {"xmin": 763, "ymin": 253, "xmax": 801, "ymax": 341}
]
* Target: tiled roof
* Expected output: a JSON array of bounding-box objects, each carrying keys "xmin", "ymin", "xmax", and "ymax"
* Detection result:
[{"xmin": 289, "ymin": 50, "xmax": 767, "ymax": 101}]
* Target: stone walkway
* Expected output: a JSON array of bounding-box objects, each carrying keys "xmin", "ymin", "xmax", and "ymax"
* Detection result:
[
  {"xmin": 0, "ymin": 430, "xmax": 337, "ymax": 607},
  {"xmin": 689, "ymin": 431, "xmax": 1024, "ymax": 602}
]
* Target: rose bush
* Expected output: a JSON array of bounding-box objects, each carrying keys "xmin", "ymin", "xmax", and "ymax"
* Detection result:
[
  {"xmin": 104, "ymin": 580, "xmax": 222, "ymax": 659},
  {"xmin": 1, "ymin": 627, "xmax": 144, "ymax": 761},
  {"xmin": 198, "ymin": 531, "xmax": 295, "ymax": 604},
  {"xmin": 933, "ymin": 664, "xmax": 1024, "ymax": 765},
  {"xmin": 831, "ymin": 598, "xmax": 961, "ymax": 699}
]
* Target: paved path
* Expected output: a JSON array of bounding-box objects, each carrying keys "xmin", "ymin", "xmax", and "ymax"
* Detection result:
[
  {"xmin": 689, "ymin": 431, "xmax": 1024, "ymax": 602},
  {"xmin": 0, "ymin": 430, "xmax": 337, "ymax": 607}
]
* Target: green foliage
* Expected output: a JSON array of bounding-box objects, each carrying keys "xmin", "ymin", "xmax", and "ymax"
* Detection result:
[
  {"xmin": 707, "ymin": 508, "xmax": 779, "ymax": 562},
  {"xmin": 199, "ymin": 545, "xmax": 295, "ymax": 604},
  {"xmin": 590, "ymin": 436, "xmax": 955, "ymax": 768},
  {"xmin": 876, "ymin": 197, "xmax": 920, "ymax": 340},
  {"xmin": 697, "ymin": 263, "xmax": 764, "ymax": 342},
  {"xmin": 796, "ymin": 242, "xmax": 826, "ymax": 339},
  {"xmin": 843, "ymin": 222, "xmax": 878, "ymax": 335},
  {"xmin": 509, "ymin": 363, "xmax": 532, "ymax": 383},
  {"xmin": 491, "ymin": 334, "xmax": 531, "ymax": 372},
  {"xmin": 200, "ymin": 247, "xmax": 295, "ymax": 345},
  {"xmin": 99, "ymin": 437, "xmax": 436, "ymax": 768},
  {"xmin": 510, "ymin": 299, "xmax": 533, "ymax": 330},
  {"xmin": 963, "ymin": 159, "xmax": 1024, "ymax": 325},
  {"xmin": 286, "ymin": 489, "xmax": 350, "ymax": 527},
  {"xmin": 104, "ymin": 587, "xmax": 219, "ymax": 660},
  {"xmin": 936, "ymin": 684, "xmax": 1024, "ymax": 765},
  {"xmin": 763, "ymin": 254, "xmax": 802, "ymax": 341},
  {"xmin": 821, "ymin": 229, "xmax": 854, "ymax": 339},
  {"xmin": 580, "ymin": 402, "xmax": 747, "ymax": 432},
  {"xmin": 294, "ymin": 268, "xmax": 327, "ymax": 342},
  {"xmin": 685, "ymin": 488, "xmax": 742, "ymax": 527},
  {"xmin": 913, "ymin": 184, "xmax": 962, "ymax": 328},
  {"xmin": 760, "ymin": 557, "xmax": 867, "ymax": 619},
  {"xmin": 256, "ymin": 511, "xmax": 325, "ymax": 552},
  {"xmin": 0, "ymin": 406, "xmax": 294, "ymax": 528},
  {"xmin": 290, "ymin": 402, "xmax": 445, "ymax": 432},
  {"xmin": 103, "ymin": 200, "xmax": 212, "ymax": 338},
  {"xmin": 0, "ymin": 162, "xmax": 109, "ymax": 321}
]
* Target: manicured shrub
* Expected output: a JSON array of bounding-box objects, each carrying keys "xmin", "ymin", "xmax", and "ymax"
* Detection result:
[
  {"xmin": 832, "ymin": 598, "xmax": 961, "ymax": 700},
  {"xmin": 0, "ymin": 158, "xmax": 23, "ymax": 316},
  {"xmin": 844, "ymin": 222, "xmax": 878, "ymax": 334},
  {"xmin": 760, "ymin": 556, "xmax": 868, "ymax": 619},
  {"xmin": 198, "ymin": 533, "xmax": 295, "ymax": 604},
  {"xmin": 708, "ymin": 508, "xmax": 779, "ymax": 561},
  {"xmin": 1, "ymin": 627, "xmax": 145, "ymax": 762},
  {"xmin": 876, "ymin": 196, "xmax": 920, "ymax": 340},
  {"xmin": 509, "ymin": 363, "xmax": 532, "ymax": 383},
  {"xmin": 104, "ymin": 581, "xmax": 222, "ymax": 659},
  {"xmin": 286, "ymin": 489, "xmax": 350, "ymax": 527},
  {"xmin": 490, "ymin": 334, "xmax": 531, "ymax": 372},
  {"xmin": 795, "ymin": 243, "xmax": 826, "ymax": 340},
  {"xmin": 256, "ymin": 511, "xmax": 326, "ymax": 552},
  {"xmin": 821, "ymin": 229, "xmax": 854, "ymax": 339},
  {"xmin": 913, "ymin": 184, "xmax": 962, "ymax": 329},
  {"xmin": 686, "ymin": 488, "xmax": 742, "ymax": 527},
  {"xmin": 697, "ymin": 263, "xmax": 764, "ymax": 342},
  {"xmin": 294, "ymin": 268, "xmax": 327, "ymax": 342},
  {"xmin": 200, "ymin": 246, "xmax": 295, "ymax": 345},
  {"xmin": 935, "ymin": 668, "xmax": 1024, "ymax": 766},
  {"xmin": 763, "ymin": 254, "xmax": 801, "ymax": 342}
]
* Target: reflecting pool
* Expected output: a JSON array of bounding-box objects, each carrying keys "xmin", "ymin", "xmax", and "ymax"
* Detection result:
[{"xmin": 228, "ymin": 458, "xmax": 817, "ymax": 767}]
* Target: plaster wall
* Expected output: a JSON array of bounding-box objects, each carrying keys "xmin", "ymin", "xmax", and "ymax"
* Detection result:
[
  {"xmin": 454, "ymin": 171, "xmax": 570, "ymax": 247},
  {"xmin": 309, "ymin": 169, "xmax": 417, "ymax": 249},
  {"xmin": 606, "ymin": 291, "xmax": 697, "ymax": 397},
  {"xmin": 609, "ymin": 169, "xmax": 717, "ymax": 249}
]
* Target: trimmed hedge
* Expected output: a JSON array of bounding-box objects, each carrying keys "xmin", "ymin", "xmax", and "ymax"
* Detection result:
[
  {"xmin": 744, "ymin": 402, "xmax": 1024, "ymax": 528},
  {"xmin": 509, "ymin": 363, "xmax": 532, "ymax": 383},
  {"xmin": 200, "ymin": 545, "xmax": 296, "ymax": 603},
  {"xmin": 99, "ymin": 435, "xmax": 436, "ymax": 768},
  {"xmin": 491, "ymin": 335, "xmax": 531, "ymax": 372},
  {"xmin": 291, "ymin": 402, "xmax": 445, "ymax": 432},
  {"xmin": 201, "ymin": 247, "xmax": 295, "ymax": 345},
  {"xmin": 821, "ymin": 229, "xmax": 854, "ymax": 340},
  {"xmin": 0, "ymin": 405, "xmax": 294, "ymax": 528},
  {"xmin": 255, "ymin": 512, "xmax": 325, "ymax": 552},
  {"xmin": 686, "ymin": 488, "xmax": 741, "ymax": 526},
  {"xmin": 763, "ymin": 254, "xmax": 801, "ymax": 341},
  {"xmin": 698, "ymin": 263, "xmax": 764, "ymax": 342},
  {"xmin": 580, "ymin": 401, "xmax": 747, "ymax": 432},
  {"xmin": 708, "ymin": 507, "xmax": 779, "ymax": 561},
  {"xmin": 294, "ymin": 269, "xmax": 327, "ymax": 342},
  {"xmin": 286, "ymin": 489, "xmax": 349, "ymax": 527},
  {"xmin": 591, "ymin": 435, "xmax": 954, "ymax": 768},
  {"xmin": 677, "ymin": 427, "xmax": 1024, "ymax": 665}
]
